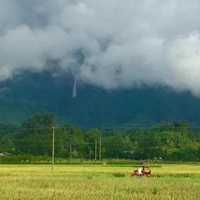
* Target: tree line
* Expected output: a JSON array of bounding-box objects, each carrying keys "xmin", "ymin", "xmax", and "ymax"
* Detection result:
[{"xmin": 0, "ymin": 113, "xmax": 200, "ymax": 161}]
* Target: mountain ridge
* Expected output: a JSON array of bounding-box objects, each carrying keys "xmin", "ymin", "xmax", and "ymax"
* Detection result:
[{"xmin": 0, "ymin": 71, "xmax": 200, "ymax": 128}]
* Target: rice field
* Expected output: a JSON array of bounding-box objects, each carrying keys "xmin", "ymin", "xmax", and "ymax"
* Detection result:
[{"xmin": 0, "ymin": 164, "xmax": 200, "ymax": 200}]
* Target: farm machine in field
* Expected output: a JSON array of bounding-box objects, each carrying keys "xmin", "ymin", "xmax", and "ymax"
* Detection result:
[{"xmin": 131, "ymin": 165, "xmax": 151, "ymax": 177}]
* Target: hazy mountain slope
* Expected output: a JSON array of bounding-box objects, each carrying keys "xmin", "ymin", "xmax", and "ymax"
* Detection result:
[{"xmin": 0, "ymin": 72, "xmax": 200, "ymax": 128}]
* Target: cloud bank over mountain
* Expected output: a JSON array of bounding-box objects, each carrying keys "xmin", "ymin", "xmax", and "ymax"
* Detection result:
[{"xmin": 1, "ymin": 0, "xmax": 200, "ymax": 95}]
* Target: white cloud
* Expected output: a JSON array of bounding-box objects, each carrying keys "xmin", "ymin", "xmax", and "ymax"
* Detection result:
[{"xmin": 1, "ymin": 0, "xmax": 200, "ymax": 95}]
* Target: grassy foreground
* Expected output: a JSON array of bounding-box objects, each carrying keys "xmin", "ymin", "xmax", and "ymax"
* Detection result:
[{"xmin": 0, "ymin": 164, "xmax": 200, "ymax": 200}]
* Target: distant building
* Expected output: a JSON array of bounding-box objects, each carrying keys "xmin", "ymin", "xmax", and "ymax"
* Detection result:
[{"xmin": 0, "ymin": 152, "xmax": 11, "ymax": 156}]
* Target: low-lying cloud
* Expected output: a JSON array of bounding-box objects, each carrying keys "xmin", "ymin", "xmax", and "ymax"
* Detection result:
[{"xmin": 1, "ymin": 0, "xmax": 200, "ymax": 95}]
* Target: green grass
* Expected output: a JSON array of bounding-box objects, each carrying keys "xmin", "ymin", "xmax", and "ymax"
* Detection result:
[{"xmin": 0, "ymin": 164, "xmax": 200, "ymax": 199}]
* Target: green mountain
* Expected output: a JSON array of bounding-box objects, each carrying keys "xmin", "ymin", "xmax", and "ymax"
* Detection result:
[{"xmin": 0, "ymin": 71, "xmax": 200, "ymax": 128}]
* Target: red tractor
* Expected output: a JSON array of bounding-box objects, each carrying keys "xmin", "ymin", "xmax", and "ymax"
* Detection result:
[{"xmin": 131, "ymin": 165, "xmax": 151, "ymax": 177}]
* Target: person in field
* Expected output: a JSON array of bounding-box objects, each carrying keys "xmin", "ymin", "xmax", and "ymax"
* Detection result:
[{"xmin": 138, "ymin": 167, "xmax": 143, "ymax": 175}]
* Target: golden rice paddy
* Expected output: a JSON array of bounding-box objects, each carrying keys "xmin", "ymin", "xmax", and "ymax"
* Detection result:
[{"xmin": 0, "ymin": 164, "xmax": 200, "ymax": 200}]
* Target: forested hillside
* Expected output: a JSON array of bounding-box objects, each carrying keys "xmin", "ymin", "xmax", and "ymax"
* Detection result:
[{"xmin": 1, "ymin": 72, "xmax": 200, "ymax": 128}]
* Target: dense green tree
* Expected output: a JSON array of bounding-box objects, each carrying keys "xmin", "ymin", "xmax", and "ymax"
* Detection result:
[
  {"xmin": 0, "ymin": 117, "xmax": 199, "ymax": 161},
  {"xmin": 14, "ymin": 113, "xmax": 56, "ymax": 155},
  {"xmin": 0, "ymin": 123, "xmax": 18, "ymax": 136},
  {"xmin": 134, "ymin": 132, "xmax": 163, "ymax": 160},
  {"xmin": 61, "ymin": 123, "xmax": 85, "ymax": 158},
  {"xmin": 0, "ymin": 135, "xmax": 14, "ymax": 152},
  {"xmin": 103, "ymin": 133, "xmax": 133, "ymax": 158},
  {"xmin": 84, "ymin": 129, "xmax": 102, "ymax": 159}
]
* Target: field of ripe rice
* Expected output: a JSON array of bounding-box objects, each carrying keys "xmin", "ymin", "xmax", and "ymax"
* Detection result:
[{"xmin": 0, "ymin": 164, "xmax": 200, "ymax": 200}]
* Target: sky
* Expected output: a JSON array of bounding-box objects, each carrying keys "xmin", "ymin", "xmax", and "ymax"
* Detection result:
[{"xmin": 1, "ymin": 0, "xmax": 200, "ymax": 95}]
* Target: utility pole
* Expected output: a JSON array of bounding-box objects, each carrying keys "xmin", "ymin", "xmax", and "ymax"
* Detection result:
[
  {"xmin": 99, "ymin": 137, "xmax": 102, "ymax": 160},
  {"xmin": 52, "ymin": 127, "xmax": 55, "ymax": 170},
  {"xmin": 95, "ymin": 138, "xmax": 97, "ymax": 160},
  {"xmin": 69, "ymin": 135, "xmax": 72, "ymax": 159}
]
